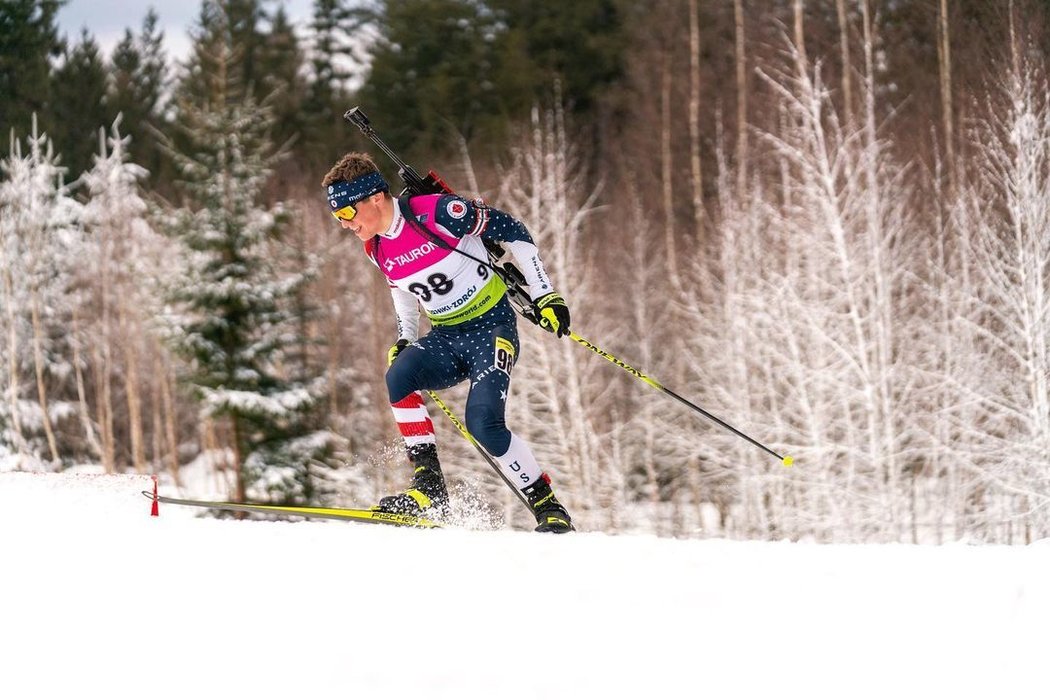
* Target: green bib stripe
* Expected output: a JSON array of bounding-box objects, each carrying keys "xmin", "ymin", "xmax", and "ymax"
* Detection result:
[{"xmin": 426, "ymin": 275, "xmax": 508, "ymax": 326}]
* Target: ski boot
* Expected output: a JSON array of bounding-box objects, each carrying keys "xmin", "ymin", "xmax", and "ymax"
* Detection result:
[
  {"xmin": 523, "ymin": 474, "xmax": 574, "ymax": 533},
  {"xmin": 375, "ymin": 443, "xmax": 450, "ymax": 518}
]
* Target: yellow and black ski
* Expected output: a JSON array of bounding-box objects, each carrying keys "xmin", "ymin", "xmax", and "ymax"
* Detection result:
[{"xmin": 142, "ymin": 491, "xmax": 442, "ymax": 528}]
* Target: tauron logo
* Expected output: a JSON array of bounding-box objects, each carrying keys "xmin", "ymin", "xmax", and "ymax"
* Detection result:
[{"xmin": 387, "ymin": 242, "xmax": 438, "ymax": 270}]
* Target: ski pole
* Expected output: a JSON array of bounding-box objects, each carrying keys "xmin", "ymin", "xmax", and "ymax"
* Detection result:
[
  {"xmin": 424, "ymin": 390, "xmax": 530, "ymax": 508},
  {"xmin": 491, "ymin": 252, "xmax": 791, "ymax": 464},
  {"xmin": 567, "ymin": 331, "xmax": 794, "ymax": 467}
]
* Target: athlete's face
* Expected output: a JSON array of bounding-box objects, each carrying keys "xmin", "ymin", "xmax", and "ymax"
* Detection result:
[{"xmin": 339, "ymin": 192, "xmax": 392, "ymax": 241}]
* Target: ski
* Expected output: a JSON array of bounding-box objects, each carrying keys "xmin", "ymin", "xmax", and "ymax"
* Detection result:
[{"xmin": 141, "ymin": 491, "xmax": 442, "ymax": 528}]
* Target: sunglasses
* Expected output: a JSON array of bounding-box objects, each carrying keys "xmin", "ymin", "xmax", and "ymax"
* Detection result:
[{"xmin": 331, "ymin": 203, "xmax": 358, "ymax": 222}]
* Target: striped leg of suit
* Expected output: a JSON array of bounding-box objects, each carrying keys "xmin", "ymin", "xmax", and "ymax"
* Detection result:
[{"xmin": 390, "ymin": 391, "xmax": 435, "ymax": 448}]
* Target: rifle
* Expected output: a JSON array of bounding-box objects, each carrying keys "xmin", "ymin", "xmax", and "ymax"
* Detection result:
[{"xmin": 343, "ymin": 107, "xmax": 453, "ymax": 197}]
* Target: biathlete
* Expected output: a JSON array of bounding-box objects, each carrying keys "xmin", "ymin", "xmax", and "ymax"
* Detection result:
[{"xmin": 322, "ymin": 152, "xmax": 574, "ymax": 533}]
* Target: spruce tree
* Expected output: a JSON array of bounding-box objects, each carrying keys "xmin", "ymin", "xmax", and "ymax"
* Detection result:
[
  {"xmin": 177, "ymin": 0, "xmax": 272, "ymax": 108},
  {"xmin": 108, "ymin": 10, "xmax": 168, "ymax": 188},
  {"xmin": 302, "ymin": 0, "xmax": 357, "ymax": 164},
  {"xmin": 0, "ymin": 0, "xmax": 64, "ymax": 143},
  {"xmin": 257, "ymin": 5, "xmax": 305, "ymax": 153},
  {"xmin": 49, "ymin": 30, "xmax": 109, "ymax": 179},
  {"xmin": 354, "ymin": 0, "xmax": 506, "ymax": 157},
  {"xmin": 352, "ymin": 0, "xmax": 627, "ymax": 157},
  {"xmin": 486, "ymin": 0, "xmax": 626, "ymax": 115},
  {"xmin": 159, "ymin": 31, "xmax": 334, "ymax": 504}
]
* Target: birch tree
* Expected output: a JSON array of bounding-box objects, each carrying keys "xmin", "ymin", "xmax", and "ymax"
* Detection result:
[
  {"xmin": 701, "ymin": 35, "xmax": 922, "ymax": 541},
  {"xmin": 494, "ymin": 106, "xmax": 608, "ymax": 528},
  {"xmin": 948, "ymin": 47, "xmax": 1050, "ymax": 540}
]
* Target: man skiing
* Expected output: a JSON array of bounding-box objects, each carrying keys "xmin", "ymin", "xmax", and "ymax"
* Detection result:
[{"xmin": 322, "ymin": 152, "xmax": 574, "ymax": 533}]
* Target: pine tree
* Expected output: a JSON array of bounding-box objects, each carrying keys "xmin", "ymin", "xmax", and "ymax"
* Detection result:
[
  {"xmin": 0, "ymin": 0, "xmax": 64, "ymax": 143},
  {"xmin": 301, "ymin": 0, "xmax": 357, "ymax": 165},
  {"xmin": 224, "ymin": 0, "xmax": 268, "ymax": 92},
  {"xmin": 49, "ymin": 30, "xmax": 109, "ymax": 179},
  {"xmin": 354, "ymin": 0, "xmax": 507, "ymax": 157},
  {"xmin": 257, "ymin": 5, "xmax": 305, "ymax": 153},
  {"xmin": 108, "ymin": 10, "xmax": 168, "ymax": 188},
  {"xmin": 177, "ymin": 0, "xmax": 273, "ymax": 109},
  {"xmin": 487, "ymin": 0, "xmax": 626, "ymax": 115},
  {"xmin": 159, "ymin": 33, "xmax": 335, "ymax": 504},
  {"xmin": 352, "ymin": 0, "xmax": 627, "ymax": 158}
]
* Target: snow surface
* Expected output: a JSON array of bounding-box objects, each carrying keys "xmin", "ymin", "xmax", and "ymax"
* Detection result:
[{"xmin": 1, "ymin": 472, "xmax": 1048, "ymax": 700}]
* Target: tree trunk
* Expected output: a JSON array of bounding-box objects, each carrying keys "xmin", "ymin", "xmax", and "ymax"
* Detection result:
[
  {"xmin": 71, "ymin": 308, "xmax": 102, "ymax": 461},
  {"xmin": 836, "ymin": 0, "xmax": 854, "ymax": 124},
  {"xmin": 96, "ymin": 234, "xmax": 116, "ymax": 473},
  {"xmin": 862, "ymin": 0, "xmax": 901, "ymax": 539},
  {"xmin": 734, "ymin": 0, "xmax": 748, "ymax": 198},
  {"xmin": 793, "ymin": 0, "xmax": 808, "ymax": 67},
  {"xmin": 660, "ymin": 45, "xmax": 679, "ymax": 284},
  {"xmin": 30, "ymin": 292, "xmax": 59, "ymax": 464},
  {"xmin": 92, "ymin": 337, "xmax": 116, "ymax": 473},
  {"xmin": 160, "ymin": 356, "xmax": 180, "ymax": 485},
  {"xmin": 232, "ymin": 416, "xmax": 246, "ymax": 503},
  {"xmin": 120, "ymin": 307, "xmax": 147, "ymax": 473},
  {"xmin": 688, "ymin": 0, "xmax": 705, "ymax": 238},
  {"xmin": 3, "ymin": 267, "xmax": 26, "ymax": 454},
  {"xmin": 937, "ymin": 0, "xmax": 955, "ymax": 190},
  {"xmin": 150, "ymin": 352, "xmax": 163, "ymax": 474}
]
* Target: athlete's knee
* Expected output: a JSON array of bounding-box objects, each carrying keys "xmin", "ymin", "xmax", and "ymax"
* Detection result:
[
  {"xmin": 385, "ymin": 361, "xmax": 417, "ymax": 404},
  {"xmin": 465, "ymin": 402, "xmax": 511, "ymax": 455}
]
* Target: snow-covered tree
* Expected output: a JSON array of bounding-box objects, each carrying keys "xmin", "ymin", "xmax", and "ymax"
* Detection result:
[
  {"xmin": 679, "ymin": 127, "xmax": 786, "ymax": 539},
  {"xmin": 301, "ymin": 0, "xmax": 358, "ymax": 162},
  {"xmin": 682, "ymin": 36, "xmax": 923, "ymax": 542},
  {"xmin": 158, "ymin": 32, "xmax": 335, "ymax": 504},
  {"xmin": 0, "ymin": 115, "xmax": 83, "ymax": 466},
  {"xmin": 947, "ymin": 47, "xmax": 1050, "ymax": 540},
  {"xmin": 78, "ymin": 117, "xmax": 171, "ymax": 474},
  {"xmin": 494, "ymin": 106, "xmax": 610, "ymax": 529},
  {"xmin": 613, "ymin": 173, "xmax": 699, "ymax": 536}
]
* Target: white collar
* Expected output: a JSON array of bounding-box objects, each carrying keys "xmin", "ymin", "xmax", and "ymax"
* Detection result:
[{"xmin": 377, "ymin": 198, "xmax": 405, "ymax": 239}]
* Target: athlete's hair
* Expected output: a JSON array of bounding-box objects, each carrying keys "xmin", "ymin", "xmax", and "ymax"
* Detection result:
[{"xmin": 322, "ymin": 152, "xmax": 382, "ymax": 188}]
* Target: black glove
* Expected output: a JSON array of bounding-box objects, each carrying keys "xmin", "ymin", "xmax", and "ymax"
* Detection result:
[
  {"xmin": 388, "ymin": 338, "xmax": 410, "ymax": 366},
  {"xmin": 535, "ymin": 292, "xmax": 571, "ymax": 338}
]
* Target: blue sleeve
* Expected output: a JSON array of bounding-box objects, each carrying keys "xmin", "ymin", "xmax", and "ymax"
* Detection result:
[{"xmin": 432, "ymin": 195, "xmax": 534, "ymax": 244}]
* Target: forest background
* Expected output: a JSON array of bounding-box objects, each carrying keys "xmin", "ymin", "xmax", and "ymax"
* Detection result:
[{"xmin": 1, "ymin": 0, "xmax": 1048, "ymax": 543}]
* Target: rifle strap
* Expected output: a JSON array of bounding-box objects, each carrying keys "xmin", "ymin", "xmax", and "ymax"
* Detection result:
[{"xmin": 395, "ymin": 196, "xmax": 506, "ymax": 279}]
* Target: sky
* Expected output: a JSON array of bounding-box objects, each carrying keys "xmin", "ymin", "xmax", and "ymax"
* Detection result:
[
  {"xmin": 1, "ymin": 469, "xmax": 1048, "ymax": 699},
  {"xmin": 57, "ymin": 0, "xmax": 315, "ymax": 63}
]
